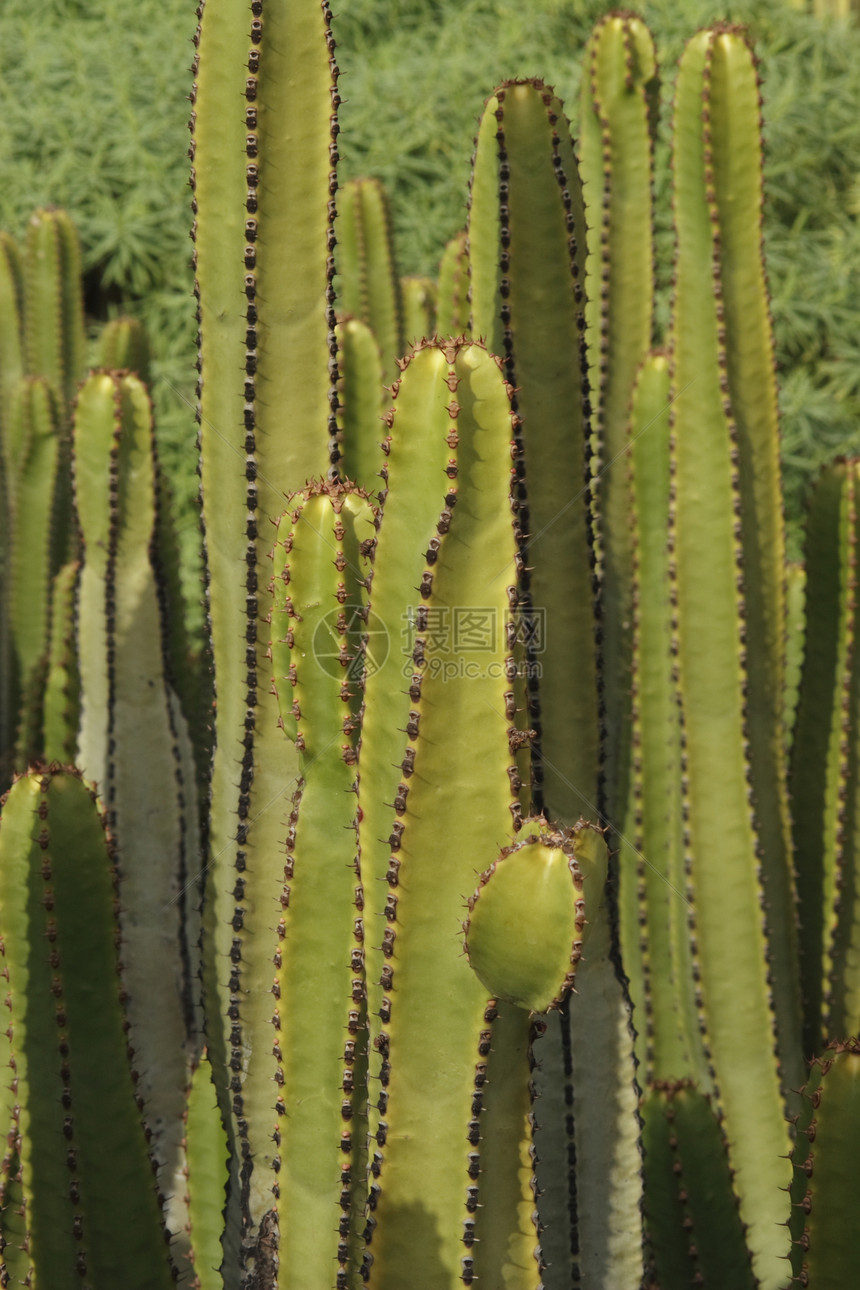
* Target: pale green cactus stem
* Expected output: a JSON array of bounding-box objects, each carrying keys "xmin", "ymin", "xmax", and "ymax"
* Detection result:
[
  {"xmin": 42, "ymin": 561, "xmax": 81, "ymax": 764},
  {"xmin": 791, "ymin": 458, "xmax": 860, "ymax": 1052},
  {"xmin": 359, "ymin": 338, "xmax": 525, "ymax": 1290},
  {"xmin": 617, "ymin": 354, "xmax": 702, "ymax": 1090},
  {"xmin": 469, "ymin": 79, "xmax": 640, "ymax": 1290},
  {"xmin": 469, "ymin": 75, "xmax": 598, "ymax": 825},
  {"xmin": 267, "ymin": 480, "xmax": 373, "ymax": 1290},
  {"xmin": 336, "ymin": 314, "xmax": 386, "ymax": 495},
  {"xmin": 0, "ymin": 768, "xmax": 174, "ymax": 1289},
  {"xmin": 0, "ymin": 233, "xmax": 24, "ymax": 772},
  {"xmin": 336, "ymin": 177, "xmax": 404, "ymax": 383},
  {"xmin": 400, "ymin": 274, "xmax": 436, "ymax": 347},
  {"xmin": 72, "ymin": 369, "xmax": 201, "ymax": 1280},
  {"xmin": 640, "ymin": 1081, "xmax": 755, "ymax": 1288},
  {"xmin": 24, "ymin": 208, "xmax": 86, "ymax": 419},
  {"xmin": 670, "ymin": 26, "xmax": 802, "ymax": 1284},
  {"xmin": 4, "ymin": 376, "xmax": 61, "ymax": 765},
  {"xmin": 577, "ymin": 11, "xmax": 657, "ymax": 832},
  {"xmin": 185, "ymin": 1052, "xmax": 230, "ymax": 1290},
  {"xmin": 191, "ymin": 0, "xmax": 340, "ymax": 1269},
  {"xmin": 436, "ymin": 230, "xmax": 470, "ymax": 336},
  {"xmin": 789, "ymin": 1038, "xmax": 860, "ymax": 1288},
  {"xmin": 0, "ymin": 232, "xmax": 24, "ymax": 427},
  {"xmin": 355, "ymin": 339, "xmax": 491, "ymax": 1155},
  {"xmin": 96, "ymin": 315, "xmax": 151, "ymax": 382}
]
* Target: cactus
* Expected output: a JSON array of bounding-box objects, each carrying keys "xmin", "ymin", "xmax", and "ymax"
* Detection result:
[
  {"xmin": 791, "ymin": 458, "xmax": 860, "ymax": 1052},
  {"xmin": 0, "ymin": 767, "xmax": 175, "ymax": 1288},
  {"xmin": 789, "ymin": 1038, "xmax": 860, "ymax": 1288},
  {"xmin": 336, "ymin": 177, "xmax": 405, "ymax": 382},
  {"xmin": 2, "ymin": 9, "xmax": 860, "ymax": 1290}
]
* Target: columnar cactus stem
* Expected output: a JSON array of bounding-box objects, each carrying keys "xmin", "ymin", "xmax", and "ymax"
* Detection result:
[
  {"xmin": 191, "ymin": 1, "xmax": 340, "ymax": 1268},
  {"xmin": 336, "ymin": 178, "xmax": 405, "ymax": 383},
  {"xmin": 360, "ymin": 339, "xmax": 523, "ymax": 1290},
  {"xmin": 5, "ymin": 376, "xmax": 61, "ymax": 750},
  {"xmin": 400, "ymin": 275, "xmax": 436, "ymax": 347},
  {"xmin": 355, "ymin": 339, "xmax": 486, "ymax": 1152},
  {"xmin": 24, "ymin": 208, "xmax": 86, "ymax": 420},
  {"xmin": 268, "ymin": 480, "xmax": 373, "ymax": 1290},
  {"xmin": 469, "ymin": 75, "xmax": 597, "ymax": 825},
  {"xmin": 435, "ymin": 231, "xmax": 470, "ymax": 337},
  {"xmin": 789, "ymin": 1038, "xmax": 860, "ymax": 1288},
  {"xmin": 670, "ymin": 26, "xmax": 801, "ymax": 1284},
  {"xmin": 577, "ymin": 12, "xmax": 657, "ymax": 828},
  {"xmin": 96, "ymin": 316, "xmax": 151, "ymax": 382},
  {"xmin": 72, "ymin": 370, "xmax": 201, "ymax": 1276},
  {"xmin": 42, "ymin": 561, "xmax": 81, "ymax": 764},
  {"xmin": 641, "ymin": 1081, "xmax": 755, "ymax": 1288},
  {"xmin": 618, "ymin": 353, "xmax": 701, "ymax": 1088},
  {"xmin": 336, "ymin": 315, "xmax": 386, "ymax": 495},
  {"xmin": 0, "ymin": 768, "xmax": 175, "ymax": 1289},
  {"xmin": 469, "ymin": 80, "xmax": 640, "ymax": 1289},
  {"xmin": 791, "ymin": 458, "xmax": 860, "ymax": 1049}
]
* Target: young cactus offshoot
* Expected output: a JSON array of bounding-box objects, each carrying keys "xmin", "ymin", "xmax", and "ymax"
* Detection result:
[{"xmin": 464, "ymin": 820, "xmax": 608, "ymax": 1014}]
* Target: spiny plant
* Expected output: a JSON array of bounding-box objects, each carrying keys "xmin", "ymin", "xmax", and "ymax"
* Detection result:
[{"xmin": 0, "ymin": 5, "xmax": 859, "ymax": 1290}]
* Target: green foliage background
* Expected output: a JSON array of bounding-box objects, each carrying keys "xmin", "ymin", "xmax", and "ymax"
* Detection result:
[{"xmin": 1, "ymin": 0, "xmax": 858, "ymax": 588}]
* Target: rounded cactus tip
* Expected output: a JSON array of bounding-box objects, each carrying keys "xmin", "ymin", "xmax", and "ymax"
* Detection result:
[{"xmin": 463, "ymin": 818, "xmax": 607, "ymax": 1013}]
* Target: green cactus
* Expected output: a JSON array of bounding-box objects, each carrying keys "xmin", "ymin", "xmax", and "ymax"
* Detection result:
[
  {"xmin": 336, "ymin": 177, "xmax": 405, "ymax": 383},
  {"xmin": 789, "ymin": 1038, "xmax": 860, "ymax": 1288},
  {"xmin": 0, "ymin": 767, "xmax": 175, "ymax": 1288},
  {"xmin": 791, "ymin": 458, "xmax": 860, "ymax": 1052},
  {"xmin": 1, "ymin": 9, "xmax": 860, "ymax": 1290}
]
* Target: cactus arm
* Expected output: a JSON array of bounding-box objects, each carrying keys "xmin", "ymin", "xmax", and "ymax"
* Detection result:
[
  {"xmin": 336, "ymin": 178, "xmax": 405, "ymax": 382},
  {"xmin": 43, "ymin": 560, "xmax": 81, "ymax": 764},
  {"xmin": 707, "ymin": 26, "xmax": 801, "ymax": 1079},
  {"xmin": 96, "ymin": 316, "xmax": 151, "ymax": 382},
  {"xmin": 472, "ymin": 1003, "xmax": 542, "ymax": 1290},
  {"xmin": 192, "ymin": 1, "xmax": 340, "ymax": 1264},
  {"xmin": 6, "ymin": 376, "xmax": 60, "ymax": 723},
  {"xmin": 577, "ymin": 13, "xmax": 656, "ymax": 825},
  {"xmin": 670, "ymin": 29, "xmax": 796, "ymax": 1284},
  {"xmin": 401, "ymin": 275, "xmax": 436, "ymax": 348},
  {"xmin": 24, "ymin": 208, "xmax": 86, "ymax": 418},
  {"xmin": 0, "ymin": 769, "xmax": 174, "ymax": 1289},
  {"xmin": 620, "ymin": 354, "xmax": 701, "ymax": 1087},
  {"xmin": 561, "ymin": 824, "xmax": 642, "ymax": 1290},
  {"xmin": 74, "ymin": 372, "xmax": 119, "ymax": 788},
  {"xmin": 790, "ymin": 1039, "xmax": 860, "ymax": 1287},
  {"xmin": 641, "ymin": 1082, "xmax": 756, "ymax": 1288},
  {"xmin": 336, "ymin": 315, "xmax": 386, "ymax": 495},
  {"xmin": 468, "ymin": 78, "xmax": 598, "ymax": 824},
  {"xmin": 791, "ymin": 460, "xmax": 860, "ymax": 1047},
  {"xmin": 267, "ymin": 482, "xmax": 372, "ymax": 1290},
  {"xmin": 356, "ymin": 340, "xmax": 474, "ymax": 1145},
  {"xmin": 435, "ymin": 231, "xmax": 470, "ymax": 337},
  {"xmin": 72, "ymin": 371, "xmax": 198, "ymax": 1270},
  {"xmin": 363, "ymin": 340, "xmax": 522, "ymax": 1290},
  {"xmin": 185, "ymin": 1052, "xmax": 230, "ymax": 1290},
  {"xmin": 0, "ymin": 232, "xmax": 24, "ymax": 425}
]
